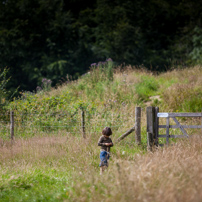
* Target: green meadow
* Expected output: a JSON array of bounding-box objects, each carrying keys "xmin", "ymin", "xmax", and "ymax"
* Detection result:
[{"xmin": 1, "ymin": 64, "xmax": 202, "ymax": 201}]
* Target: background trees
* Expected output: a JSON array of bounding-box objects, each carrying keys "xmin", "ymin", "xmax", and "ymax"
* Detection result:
[{"xmin": 0, "ymin": 0, "xmax": 201, "ymax": 95}]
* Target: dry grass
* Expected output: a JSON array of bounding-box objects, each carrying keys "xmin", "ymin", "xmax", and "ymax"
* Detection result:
[
  {"xmin": 1, "ymin": 131, "xmax": 202, "ymax": 201},
  {"xmin": 162, "ymin": 83, "xmax": 195, "ymax": 111},
  {"xmin": 69, "ymin": 134, "xmax": 202, "ymax": 202},
  {"xmin": 2, "ymin": 65, "xmax": 202, "ymax": 201},
  {"xmin": 0, "ymin": 133, "xmax": 100, "ymax": 175},
  {"xmin": 156, "ymin": 66, "xmax": 202, "ymax": 112}
]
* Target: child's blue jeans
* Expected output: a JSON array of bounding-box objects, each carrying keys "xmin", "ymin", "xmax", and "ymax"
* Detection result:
[{"xmin": 99, "ymin": 151, "xmax": 110, "ymax": 167}]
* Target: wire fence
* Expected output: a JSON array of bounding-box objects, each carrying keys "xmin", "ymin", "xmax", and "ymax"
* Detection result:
[{"xmin": 0, "ymin": 109, "xmax": 134, "ymax": 140}]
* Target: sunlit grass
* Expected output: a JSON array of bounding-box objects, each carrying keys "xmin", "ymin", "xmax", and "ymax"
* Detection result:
[
  {"xmin": 1, "ymin": 65, "xmax": 202, "ymax": 201},
  {"xmin": 1, "ymin": 134, "xmax": 202, "ymax": 201}
]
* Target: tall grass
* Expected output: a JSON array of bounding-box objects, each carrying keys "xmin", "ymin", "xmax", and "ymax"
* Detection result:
[
  {"xmin": 1, "ymin": 133, "xmax": 202, "ymax": 201},
  {"xmin": 1, "ymin": 65, "xmax": 202, "ymax": 201},
  {"xmin": 3, "ymin": 65, "xmax": 202, "ymax": 141},
  {"xmin": 160, "ymin": 65, "xmax": 202, "ymax": 112},
  {"xmin": 68, "ymin": 134, "xmax": 202, "ymax": 202},
  {"xmin": 1, "ymin": 65, "xmax": 202, "ymax": 146}
]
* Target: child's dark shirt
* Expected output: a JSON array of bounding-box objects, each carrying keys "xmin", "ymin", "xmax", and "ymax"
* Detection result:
[{"xmin": 98, "ymin": 135, "xmax": 113, "ymax": 152}]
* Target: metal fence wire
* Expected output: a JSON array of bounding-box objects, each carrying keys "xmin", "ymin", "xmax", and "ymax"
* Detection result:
[{"xmin": 0, "ymin": 110, "xmax": 130, "ymax": 139}]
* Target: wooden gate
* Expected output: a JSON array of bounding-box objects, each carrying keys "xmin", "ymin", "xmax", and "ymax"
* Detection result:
[
  {"xmin": 146, "ymin": 106, "xmax": 202, "ymax": 149},
  {"xmin": 157, "ymin": 112, "xmax": 202, "ymax": 144}
]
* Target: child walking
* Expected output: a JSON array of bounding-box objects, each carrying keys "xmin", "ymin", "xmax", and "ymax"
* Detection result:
[{"xmin": 98, "ymin": 127, "xmax": 113, "ymax": 174}]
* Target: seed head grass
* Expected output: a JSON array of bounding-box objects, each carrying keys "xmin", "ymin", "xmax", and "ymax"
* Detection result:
[
  {"xmin": 1, "ymin": 65, "xmax": 202, "ymax": 201},
  {"xmin": 1, "ymin": 133, "xmax": 202, "ymax": 201}
]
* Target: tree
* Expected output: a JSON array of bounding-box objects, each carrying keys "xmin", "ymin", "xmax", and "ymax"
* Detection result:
[
  {"xmin": 0, "ymin": 68, "xmax": 10, "ymax": 112},
  {"xmin": 0, "ymin": 0, "xmax": 202, "ymax": 94}
]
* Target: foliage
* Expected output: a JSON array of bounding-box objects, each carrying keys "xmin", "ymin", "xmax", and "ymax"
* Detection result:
[
  {"xmin": 0, "ymin": 0, "xmax": 202, "ymax": 94},
  {"xmin": 1, "ymin": 65, "xmax": 202, "ymax": 201},
  {"xmin": 189, "ymin": 27, "xmax": 202, "ymax": 65},
  {"xmin": 0, "ymin": 68, "xmax": 10, "ymax": 113},
  {"xmin": 2, "ymin": 65, "xmax": 202, "ymax": 141}
]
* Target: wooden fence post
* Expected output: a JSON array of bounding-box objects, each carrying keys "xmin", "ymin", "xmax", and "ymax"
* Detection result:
[
  {"xmin": 147, "ymin": 132, "xmax": 153, "ymax": 151},
  {"xmin": 135, "ymin": 107, "xmax": 141, "ymax": 145},
  {"xmin": 10, "ymin": 111, "xmax": 14, "ymax": 140},
  {"xmin": 81, "ymin": 109, "xmax": 86, "ymax": 138},
  {"xmin": 154, "ymin": 107, "xmax": 159, "ymax": 146},
  {"xmin": 146, "ymin": 106, "xmax": 155, "ymax": 151}
]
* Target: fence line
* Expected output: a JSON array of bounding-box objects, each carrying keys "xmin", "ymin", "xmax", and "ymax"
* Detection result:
[
  {"xmin": 0, "ymin": 108, "xmax": 141, "ymax": 143},
  {"xmin": 0, "ymin": 125, "xmax": 125, "ymax": 130},
  {"xmin": 0, "ymin": 111, "xmax": 136, "ymax": 115},
  {"xmin": 0, "ymin": 120, "xmax": 80, "ymax": 123},
  {"xmin": 0, "ymin": 123, "xmax": 125, "ymax": 127},
  {"xmin": 2, "ymin": 107, "xmax": 201, "ymax": 151},
  {"xmin": 0, "ymin": 110, "xmax": 130, "ymax": 140}
]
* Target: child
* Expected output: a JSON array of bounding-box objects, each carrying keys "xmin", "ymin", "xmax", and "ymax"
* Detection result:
[{"xmin": 98, "ymin": 127, "xmax": 113, "ymax": 174}]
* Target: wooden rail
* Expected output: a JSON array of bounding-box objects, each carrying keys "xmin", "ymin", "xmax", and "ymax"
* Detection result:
[
  {"xmin": 157, "ymin": 113, "xmax": 202, "ymax": 117},
  {"xmin": 147, "ymin": 109, "xmax": 202, "ymax": 150},
  {"xmin": 157, "ymin": 112, "xmax": 202, "ymax": 145}
]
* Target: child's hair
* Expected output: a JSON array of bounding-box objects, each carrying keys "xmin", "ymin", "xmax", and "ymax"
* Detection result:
[{"xmin": 102, "ymin": 127, "xmax": 112, "ymax": 136}]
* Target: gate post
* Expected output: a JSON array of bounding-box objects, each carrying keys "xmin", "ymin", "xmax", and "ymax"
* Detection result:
[
  {"xmin": 146, "ymin": 106, "xmax": 155, "ymax": 151},
  {"xmin": 135, "ymin": 107, "xmax": 141, "ymax": 145},
  {"xmin": 10, "ymin": 110, "xmax": 14, "ymax": 141},
  {"xmin": 154, "ymin": 107, "xmax": 159, "ymax": 146},
  {"xmin": 81, "ymin": 109, "xmax": 86, "ymax": 139}
]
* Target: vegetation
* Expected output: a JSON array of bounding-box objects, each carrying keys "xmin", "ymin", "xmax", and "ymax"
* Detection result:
[
  {"xmin": 1, "ymin": 64, "xmax": 202, "ymax": 201},
  {"xmin": 0, "ymin": 129, "xmax": 202, "ymax": 201},
  {"xmin": 0, "ymin": 68, "xmax": 11, "ymax": 114},
  {"xmin": 1, "ymin": 0, "xmax": 202, "ymax": 94}
]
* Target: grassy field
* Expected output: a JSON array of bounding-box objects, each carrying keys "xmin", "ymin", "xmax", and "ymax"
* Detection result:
[
  {"xmin": 1, "ymin": 134, "xmax": 202, "ymax": 201},
  {"xmin": 1, "ymin": 64, "xmax": 202, "ymax": 201}
]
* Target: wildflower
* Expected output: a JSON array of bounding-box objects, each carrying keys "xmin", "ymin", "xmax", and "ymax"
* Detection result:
[
  {"xmin": 42, "ymin": 78, "xmax": 47, "ymax": 83},
  {"xmin": 91, "ymin": 63, "xmax": 96, "ymax": 67},
  {"xmin": 47, "ymin": 79, "xmax": 52, "ymax": 84},
  {"xmin": 97, "ymin": 61, "xmax": 102, "ymax": 67},
  {"xmin": 36, "ymin": 86, "xmax": 42, "ymax": 92},
  {"xmin": 41, "ymin": 78, "xmax": 52, "ymax": 91},
  {"xmin": 106, "ymin": 58, "xmax": 113, "ymax": 62}
]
